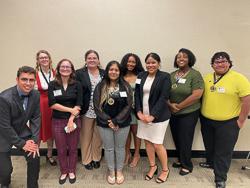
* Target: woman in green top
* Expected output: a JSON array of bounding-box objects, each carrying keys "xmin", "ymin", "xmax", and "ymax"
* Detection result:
[
  {"xmin": 121, "ymin": 53, "xmax": 144, "ymax": 167},
  {"xmin": 167, "ymin": 48, "xmax": 204, "ymax": 176}
]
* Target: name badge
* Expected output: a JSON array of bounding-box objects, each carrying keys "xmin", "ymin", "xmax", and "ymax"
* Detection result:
[
  {"xmin": 217, "ymin": 87, "xmax": 226, "ymax": 93},
  {"xmin": 53, "ymin": 89, "xmax": 62, "ymax": 96},
  {"xmin": 178, "ymin": 78, "xmax": 186, "ymax": 84},
  {"xmin": 135, "ymin": 78, "xmax": 141, "ymax": 84},
  {"xmin": 120, "ymin": 91, "xmax": 127, "ymax": 97},
  {"xmin": 50, "ymin": 77, "xmax": 55, "ymax": 82}
]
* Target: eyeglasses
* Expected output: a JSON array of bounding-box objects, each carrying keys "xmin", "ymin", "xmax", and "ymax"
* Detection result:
[
  {"xmin": 60, "ymin": 66, "xmax": 72, "ymax": 70},
  {"xmin": 87, "ymin": 57, "xmax": 98, "ymax": 60},
  {"xmin": 213, "ymin": 60, "xmax": 228, "ymax": 66},
  {"xmin": 20, "ymin": 78, "xmax": 36, "ymax": 83},
  {"xmin": 39, "ymin": 57, "xmax": 49, "ymax": 60}
]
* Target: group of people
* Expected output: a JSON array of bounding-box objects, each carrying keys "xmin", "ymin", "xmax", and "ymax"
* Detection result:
[{"xmin": 0, "ymin": 49, "xmax": 249, "ymax": 188}]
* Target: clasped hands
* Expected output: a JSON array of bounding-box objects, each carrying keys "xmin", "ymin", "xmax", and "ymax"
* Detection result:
[
  {"xmin": 70, "ymin": 106, "xmax": 81, "ymax": 117},
  {"xmin": 169, "ymin": 103, "xmax": 180, "ymax": 114},
  {"xmin": 108, "ymin": 120, "xmax": 119, "ymax": 131},
  {"xmin": 67, "ymin": 106, "xmax": 81, "ymax": 133},
  {"xmin": 137, "ymin": 111, "xmax": 154, "ymax": 124},
  {"xmin": 23, "ymin": 140, "xmax": 40, "ymax": 158}
]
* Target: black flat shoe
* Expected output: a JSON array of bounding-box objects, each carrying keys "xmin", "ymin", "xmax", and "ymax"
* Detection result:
[
  {"xmin": 145, "ymin": 164, "xmax": 158, "ymax": 181},
  {"xmin": 156, "ymin": 168, "xmax": 170, "ymax": 184},
  {"xmin": 1, "ymin": 185, "xmax": 9, "ymax": 188},
  {"xmin": 84, "ymin": 161, "xmax": 93, "ymax": 170},
  {"xmin": 172, "ymin": 162, "xmax": 181, "ymax": 168},
  {"xmin": 93, "ymin": 161, "xmax": 100, "ymax": 169},
  {"xmin": 59, "ymin": 174, "xmax": 67, "ymax": 185},
  {"xmin": 216, "ymin": 180, "xmax": 226, "ymax": 188},
  {"xmin": 179, "ymin": 169, "xmax": 191, "ymax": 176},
  {"xmin": 46, "ymin": 155, "xmax": 57, "ymax": 166},
  {"xmin": 199, "ymin": 162, "xmax": 213, "ymax": 169},
  {"xmin": 69, "ymin": 173, "xmax": 76, "ymax": 184}
]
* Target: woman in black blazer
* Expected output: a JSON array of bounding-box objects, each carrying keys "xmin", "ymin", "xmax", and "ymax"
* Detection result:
[
  {"xmin": 134, "ymin": 53, "xmax": 171, "ymax": 184},
  {"xmin": 76, "ymin": 50, "xmax": 105, "ymax": 170}
]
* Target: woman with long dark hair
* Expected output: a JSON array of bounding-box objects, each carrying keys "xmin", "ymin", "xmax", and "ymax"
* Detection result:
[
  {"xmin": 120, "ymin": 53, "xmax": 144, "ymax": 167},
  {"xmin": 93, "ymin": 61, "xmax": 132, "ymax": 184}
]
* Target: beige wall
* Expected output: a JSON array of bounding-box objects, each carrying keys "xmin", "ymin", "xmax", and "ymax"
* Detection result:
[{"xmin": 1, "ymin": 0, "xmax": 250, "ymax": 150}]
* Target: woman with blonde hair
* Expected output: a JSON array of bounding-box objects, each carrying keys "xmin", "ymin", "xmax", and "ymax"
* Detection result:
[{"xmin": 34, "ymin": 50, "xmax": 57, "ymax": 166}]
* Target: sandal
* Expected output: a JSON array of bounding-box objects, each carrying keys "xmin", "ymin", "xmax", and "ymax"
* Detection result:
[
  {"xmin": 156, "ymin": 168, "xmax": 170, "ymax": 184},
  {"xmin": 108, "ymin": 175, "xmax": 115, "ymax": 185},
  {"xmin": 129, "ymin": 154, "xmax": 140, "ymax": 167},
  {"xmin": 117, "ymin": 175, "xmax": 124, "ymax": 184},
  {"xmin": 145, "ymin": 164, "xmax": 158, "ymax": 181}
]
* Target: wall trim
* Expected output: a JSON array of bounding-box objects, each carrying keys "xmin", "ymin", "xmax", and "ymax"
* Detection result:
[{"xmin": 11, "ymin": 149, "xmax": 249, "ymax": 159}]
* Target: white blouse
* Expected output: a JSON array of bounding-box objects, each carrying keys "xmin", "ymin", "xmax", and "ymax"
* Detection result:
[{"xmin": 34, "ymin": 70, "xmax": 54, "ymax": 90}]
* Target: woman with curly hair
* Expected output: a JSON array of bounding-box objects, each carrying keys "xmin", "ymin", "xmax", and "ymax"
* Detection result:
[{"xmin": 120, "ymin": 53, "xmax": 144, "ymax": 167}]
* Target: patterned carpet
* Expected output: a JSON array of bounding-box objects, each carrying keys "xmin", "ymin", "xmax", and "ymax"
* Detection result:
[{"xmin": 8, "ymin": 156, "xmax": 250, "ymax": 188}]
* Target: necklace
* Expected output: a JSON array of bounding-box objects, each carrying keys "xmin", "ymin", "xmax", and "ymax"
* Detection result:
[
  {"xmin": 210, "ymin": 69, "xmax": 229, "ymax": 92},
  {"xmin": 108, "ymin": 84, "xmax": 119, "ymax": 105},
  {"xmin": 172, "ymin": 68, "xmax": 190, "ymax": 89}
]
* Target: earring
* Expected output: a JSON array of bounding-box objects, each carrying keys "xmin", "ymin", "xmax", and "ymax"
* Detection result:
[{"xmin": 86, "ymin": 64, "xmax": 88, "ymax": 67}]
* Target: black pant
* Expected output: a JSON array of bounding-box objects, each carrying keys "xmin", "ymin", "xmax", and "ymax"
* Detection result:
[
  {"xmin": 200, "ymin": 115, "xmax": 239, "ymax": 182},
  {"xmin": 0, "ymin": 149, "xmax": 40, "ymax": 188},
  {"xmin": 170, "ymin": 109, "xmax": 200, "ymax": 172}
]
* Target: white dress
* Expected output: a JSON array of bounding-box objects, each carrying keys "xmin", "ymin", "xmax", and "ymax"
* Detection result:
[{"xmin": 137, "ymin": 77, "xmax": 169, "ymax": 144}]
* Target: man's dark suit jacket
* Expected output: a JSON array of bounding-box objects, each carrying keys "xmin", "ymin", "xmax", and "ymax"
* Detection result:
[
  {"xmin": 134, "ymin": 70, "xmax": 172, "ymax": 123},
  {"xmin": 76, "ymin": 67, "xmax": 105, "ymax": 115},
  {"xmin": 0, "ymin": 86, "xmax": 41, "ymax": 152}
]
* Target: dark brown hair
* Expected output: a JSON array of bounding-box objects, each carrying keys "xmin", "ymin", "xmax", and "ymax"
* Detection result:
[
  {"xmin": 54, "ymin": 59, "xmax": 76, "ymax": 86},
  {"xmin": 17, "ymin": 66, "xmax": 36, "ymax": 78}
]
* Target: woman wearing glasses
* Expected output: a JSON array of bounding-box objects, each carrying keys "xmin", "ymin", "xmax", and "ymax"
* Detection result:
[
  {"xmin": 76, "ymin": 50, "xmax": 104, "ymax": 170},
  {"xmin": 93, "ymin": 61, "xmax": 132, "ymax": 184},
  {"xmin": 34, "ymin": 50, "xmax": 57, "ymax": 166},
  {"xmin": 167, "ymin": 48, "xmax": 204, "ymax": 176},
  {"xmin": 48, "ymin": 59, "xmax": 83, "ymax": 184}
]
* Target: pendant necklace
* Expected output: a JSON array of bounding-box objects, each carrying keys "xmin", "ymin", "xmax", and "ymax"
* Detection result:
[
  {"xmin": 172, "ymin": 68, "xmax": 190, "ymax": 89},
  {"xmin": 108, "ymin": 84, "xmax": 119, "ymax": 105}
]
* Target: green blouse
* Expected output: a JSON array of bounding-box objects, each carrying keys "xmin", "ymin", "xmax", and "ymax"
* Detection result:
[{"xmin": 169, "ymin": 68, "xmax": 204, "ymax": 115}]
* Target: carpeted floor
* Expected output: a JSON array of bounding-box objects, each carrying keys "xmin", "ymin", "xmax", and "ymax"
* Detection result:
[{"xmin": 8, "ymin": 156, "xmax": 250, "ymax": 187}]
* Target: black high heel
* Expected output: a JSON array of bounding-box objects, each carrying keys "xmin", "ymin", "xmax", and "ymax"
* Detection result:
[
  {"xmin": 46, "ymin": 155, "xmax": 57, "ymax": 166},
  {"xmin": 145, "ymin": 164, "xmax": 158, "ymax": 181},
  {"xmin": 156, "ymin": 168, "xmax": 170, "ymax": 184}
]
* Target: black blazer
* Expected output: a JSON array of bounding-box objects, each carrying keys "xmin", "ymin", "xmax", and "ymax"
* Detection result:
[
  {"xmin": 0, "ymin": 86, "xmax": 41, "ymax": 152},
  {"xmin": 76, "ymin": 67, "xmax": 105, "ymax": 115},
  {"xmin": 134, "ymin": 70, "xmax": 171, "ymax": 123}
]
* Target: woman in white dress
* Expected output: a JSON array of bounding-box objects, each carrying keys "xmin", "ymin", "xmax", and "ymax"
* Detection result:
[{"xmin": 134, "ymin": 53, "xmax": 172, "ymax": 184}]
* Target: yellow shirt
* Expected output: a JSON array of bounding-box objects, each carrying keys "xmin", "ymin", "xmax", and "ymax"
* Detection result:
[{"xmin": 201, "ymin": 70, "xmax": 250, "ymax": 121}]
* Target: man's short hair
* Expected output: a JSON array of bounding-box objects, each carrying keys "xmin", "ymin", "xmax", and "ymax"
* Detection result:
[{"xmin": 17, "ymin": 66, "xmax": 36, "ymax": 78}]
